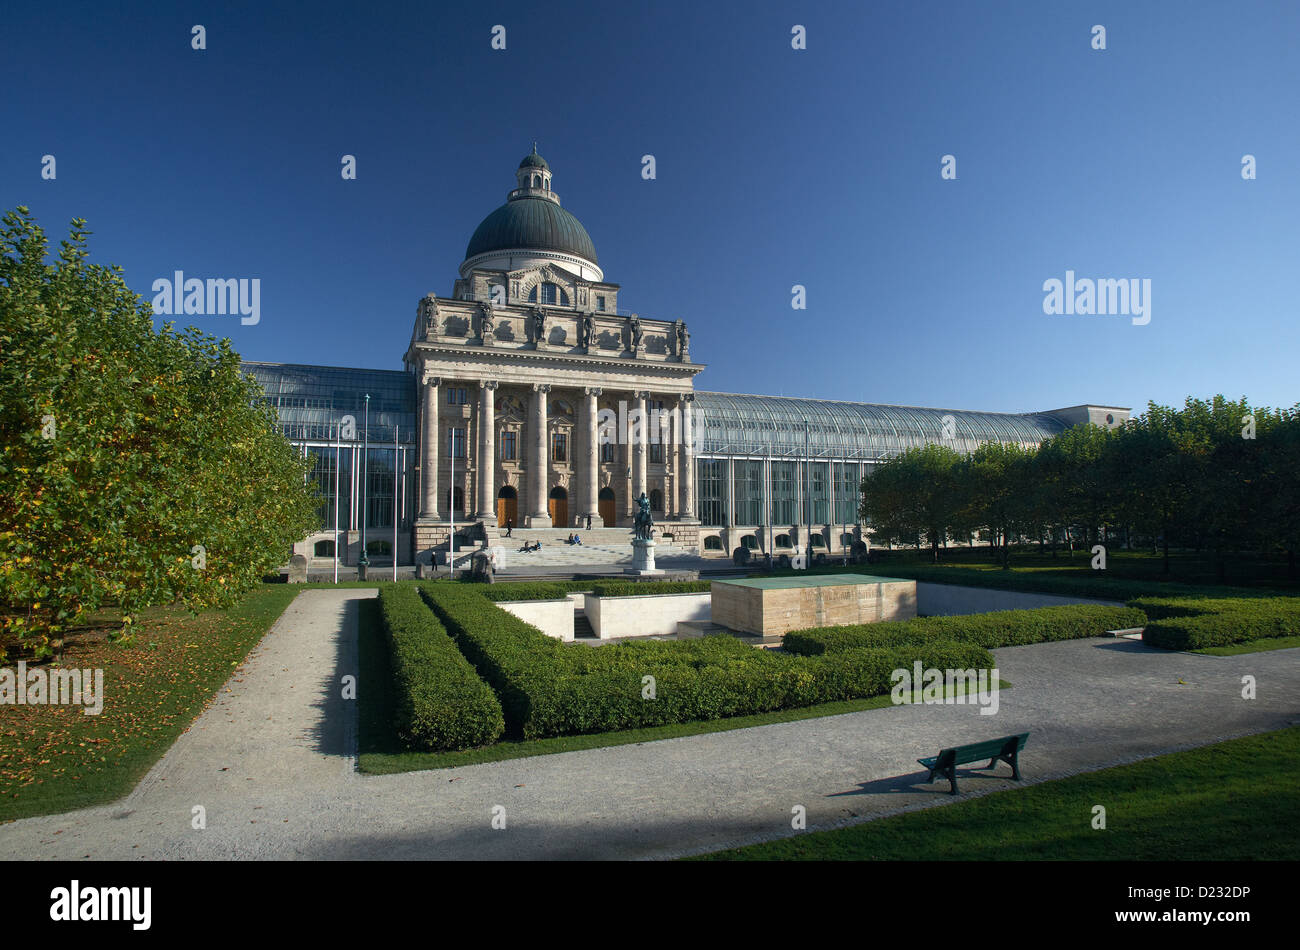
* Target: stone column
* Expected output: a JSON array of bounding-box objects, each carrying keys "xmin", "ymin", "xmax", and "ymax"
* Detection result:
[
  {"xmin": 678, "ymin": 393, "xmax": 696, "ymax": 519},
  {"xmin": 582, "ymin": 387, "xmax": 601, "ymax": 524},
  {"xmin": 420, "ymin": 374, "xmax": 441, "ymax": 519},
  {"xmin": 528, "ymin": 383, "xmax": 552, "ymax": 527},
  {"xmin": 475, "ymin": 380, "xmax": 498, "ymax": 523},
  {"xmin": 633, "ymin": 390, "xmax": 649, "ymax": 509}
]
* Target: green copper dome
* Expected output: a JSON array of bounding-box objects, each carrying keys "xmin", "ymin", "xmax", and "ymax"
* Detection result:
[
  {"xmin": 465, "ymin": 196, "xmax": 599, "ymax": 264},
  {"xmin": 518, "ymin": 146, "xmax": 549, "ymax": 170}
]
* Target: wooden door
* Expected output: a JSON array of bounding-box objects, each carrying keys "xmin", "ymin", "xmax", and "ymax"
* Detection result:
[
  {"xmin": 548, "ymin": 495, "xmax": 567, "ymax": 526},
  {"xmin": 598, "ymin": 497, "xmax": 616, "ymax": 527},
  {"xmin": 497, "ymin": 495, "xmax": 517, "ymax": 527}
]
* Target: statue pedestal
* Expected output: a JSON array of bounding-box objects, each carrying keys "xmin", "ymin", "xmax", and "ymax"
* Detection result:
[{"xmin": 625, "ymin": 538, "xmax": 663, "ymax": 576}]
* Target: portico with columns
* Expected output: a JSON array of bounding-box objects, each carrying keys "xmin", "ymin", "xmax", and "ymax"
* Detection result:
[{"xmin": 406, "ymin": 148, "xmax": 704, "ymax": 562}]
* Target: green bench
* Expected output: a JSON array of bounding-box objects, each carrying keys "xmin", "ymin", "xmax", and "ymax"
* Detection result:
[{"xmin": 918, "ymin": 732, "xmax": 1029, "ymax": 795}]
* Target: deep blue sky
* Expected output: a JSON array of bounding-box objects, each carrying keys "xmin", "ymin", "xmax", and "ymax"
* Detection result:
[{"xmin": 4, "ymin": 0, "xmax": 1297, "ymax": 415}]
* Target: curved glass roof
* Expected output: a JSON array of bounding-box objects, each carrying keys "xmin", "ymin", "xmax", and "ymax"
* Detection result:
[
  {"xmin": 693, "ymin": 391, "xmax": 1067, "ymax": 461},
  {"xmin": 242, "ymin": 362, "xmax": 416, "ymax": 445}
]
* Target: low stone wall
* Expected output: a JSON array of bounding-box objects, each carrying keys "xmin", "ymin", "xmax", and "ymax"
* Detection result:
[
  {"xmin": 588, "ymin": 592, "xmax": 711, "ymax": 639},
  {"xmin": 711, "ymin": 576, "xmax": 917, "ymax": 638},
  {"xmin": 916, "ymin": 582, "xmax": 1124, "ymax": 616},
  {"xmin": 497, "ymin": 599, "xmax": 575, "ymax": 642}
]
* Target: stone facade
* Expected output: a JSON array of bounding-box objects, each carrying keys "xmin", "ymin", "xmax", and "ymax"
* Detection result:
[{"xmin": 405, "ymin": 151, "xmax": 704, "ymax": 564}]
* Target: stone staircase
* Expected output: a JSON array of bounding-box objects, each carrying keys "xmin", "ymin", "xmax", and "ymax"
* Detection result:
[
  {"xmin": 573, "ymin": 611, "xmax": 597, "ymax": 639},
  {"xmin": 496, "ymin": 526, "xmax": 697, "ymax": 569}
]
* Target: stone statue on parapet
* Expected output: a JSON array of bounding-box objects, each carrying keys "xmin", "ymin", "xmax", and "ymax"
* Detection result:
[
  {"xmin": 676, "ymin": 320, "xmax": 690, "ymax": 360},
  {"xmin": 418, "ymin": 294, "xmax": 438, "ymax": 338},
  {"xmin": 579, "ymin": 311, "xmax": 594, "ymax": 349},
  {"xmin": 532, "ymin": 306, "xmax": 546, "ymax": 345},
  {"xmin": 633, "ymin": 491, "xmax": 654, "ymax": 541},
  {"xmin": 478, "ymin": 302, "xmax": 495, "ymax": 343},
  {"xmin": 628, "ymin": 316, "xmax": 642, "ymax": 353}
]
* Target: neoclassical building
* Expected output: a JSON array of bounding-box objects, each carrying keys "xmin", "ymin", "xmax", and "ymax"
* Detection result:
[{"xmin": 245, "ymin": 149, "xmax": 1129, "ymax": 567}]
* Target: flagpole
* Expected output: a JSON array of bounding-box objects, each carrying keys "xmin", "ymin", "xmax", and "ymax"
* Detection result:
[
  {"xmin": 333, "ymin": 421, "xmax": 341, "ymax": 584},
  {"xmin": 393, "ymin": 424, "xmax": 399, "ymax": 582},
  {"xmin": 449, "ymin": 424, "xmax": 456, "ymax": 579}
]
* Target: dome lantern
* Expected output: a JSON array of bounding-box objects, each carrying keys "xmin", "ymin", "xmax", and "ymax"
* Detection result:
[{"xmin": 516, "ymin": 143, "xmax": 553, "ymax": 195}]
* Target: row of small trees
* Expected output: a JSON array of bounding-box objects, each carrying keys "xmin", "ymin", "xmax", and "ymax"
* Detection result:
[
  {"xmin": 1, "ymin": 209, "xmax": 319, "ymax": 654},
  {"xmin": 859, "ymin": 396, "xmax": 1300, "ymax": 578}
]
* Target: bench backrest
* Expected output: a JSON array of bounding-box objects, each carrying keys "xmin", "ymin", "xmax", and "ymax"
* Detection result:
[{"xmin": 936, "ymin": 732, "xmax": 1029, "ymax": 768}]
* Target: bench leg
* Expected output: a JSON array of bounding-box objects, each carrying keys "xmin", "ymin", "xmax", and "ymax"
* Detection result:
[
  {"xmin": 945, "ymin": 768, "xmax": 959, "ymax": 795},
  {"xmin": 985, "ymin": 758, "xmax": 1000, "ymax": 770}
]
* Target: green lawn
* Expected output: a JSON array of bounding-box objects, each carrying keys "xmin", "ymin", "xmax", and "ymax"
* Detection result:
[
  {"xmin": 696, "ymin": 726, "xmax": 1300, "ymax": 860},
  {"xmin": 355, "ymin": 597, "xmax": 1008, "ymax": 772},
  {"xmin": 774, "ymin": 549, "xmax": 1296, "ymax": 601},
  {"xmin": 0, "ymin": 585, "xmax": 302, "ymax": 822},
  {"xmin": 1194, "ymin": 635, "xmax": 1300, "ymax": 656}
]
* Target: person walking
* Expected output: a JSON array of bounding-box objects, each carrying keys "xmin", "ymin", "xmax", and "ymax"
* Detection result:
[
  {"xmin": 586, "ymin": 514, "xmax": 592, "ymax": 531},
  {"xmin": 505, "ymin": 518, "xmax": 513, "ymax": 538}
]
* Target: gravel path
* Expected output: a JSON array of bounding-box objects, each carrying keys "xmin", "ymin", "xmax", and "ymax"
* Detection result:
[{"xmin": 2, "ymin": 588, "xmax": 1297, "ymax": 860}]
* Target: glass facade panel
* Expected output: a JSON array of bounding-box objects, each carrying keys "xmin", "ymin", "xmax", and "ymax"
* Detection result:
[
  {"xmin": 834, "ymin": 461, "xmax": 860, "ymax": 524},
  {"xmin": 805, "ymin": 461, "xmax": 829, "ymax": 524},
  {"xmin": 770, "ymin": 461, "xmax": 797, "ymax": 524},
  {"xmin": 697, "ymin": 458, "xmax": 727, "ymax": 527},
  {"xmin": 306, "ymin": 446, "xmax": 352, "ymax": 530},
  {"xmin": 364, "ymin": 448, "xmax": 396, "ymax": 530},
  {"xmin": 732, "ymin": 459, "xmax": 764, "ymax": 526}
]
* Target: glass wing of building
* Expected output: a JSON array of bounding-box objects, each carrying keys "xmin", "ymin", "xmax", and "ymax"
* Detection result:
[
  {"xmin": 691, "ymin": 391, "xmax": 1069, "ymax": 528},
  {"xmin": 241, "ymin": 362, "xmax": 418, "ymax": 537},
  {"xmin": 692, "ymin": 391, "xmax": 1067, "ymax": 461}
]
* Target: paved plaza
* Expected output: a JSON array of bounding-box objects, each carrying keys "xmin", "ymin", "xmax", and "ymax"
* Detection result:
[{"xmin": 1, "ymin": 589, "xmax": 1296, "ymax": 860}]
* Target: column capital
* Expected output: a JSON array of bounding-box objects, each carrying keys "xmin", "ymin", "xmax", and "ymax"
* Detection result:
[
  {"xmin": 634, "ymin": 390, "xmax": 650, "ymax": 401},
  {"xmin": 678, "ymin": 392, "xmax": 696, "ymax": 404},
  {"xmin": 532, "ymin": 383, "xmax": 552, "ymax": 394},
  {"xmin": 583, "ymin": 386, "xmax": 603, "ymax": 398},
  {"xmin": 479, "ymin": 380, "xmax": 499, "ymax": 391},
  {"xmin": 421, "ymin": 373, "xmax": 441, "ymax": 388}
]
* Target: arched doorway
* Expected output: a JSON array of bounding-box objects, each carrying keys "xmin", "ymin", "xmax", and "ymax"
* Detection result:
[
  {"xmin": 548, "ymin": 486, "xmax": 568, "ymax": 527},
  {"xmin": 598, "ymin": 486, "xmax": 616, "ymax": 528},
  {"xmin": 497, "ymin": 485, "xmax": 517, "ymax": 528}
]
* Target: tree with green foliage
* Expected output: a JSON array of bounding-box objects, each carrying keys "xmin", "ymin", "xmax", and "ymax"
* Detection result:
[
  {"xmin": 1033, "ymin": 422, "xmax": 1119, "ymax": 556},
  {"xmin": 959, "ymin": 441, "xmax": 1036, "ymax": 569},
  {"xmin": 860, "ymin": 444, "xmax": 967, "ymax": 562},
  {"xmin": 0, "ymin": 207, "xmax": 319, "ymax": 654},
  {"xmin": 1258, "ymin": 406, "xmax": 1300, "ymax": 579}
]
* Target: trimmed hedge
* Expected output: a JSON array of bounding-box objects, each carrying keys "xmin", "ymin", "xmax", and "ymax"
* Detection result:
[
  {"xmin": 377, "ymin": 584, "xmax": 505, "ymax": 751},
  {"xmin": 480, "ymin": 582, "xmax": 581, "ymax": 602},
  {"xmin": 1133, "ymin": 596, "xmax": 1300, "ymax": 650},
  {"xmin": 419, "ymin": 583, "xmax": 992, "ymax": 740},
  {"xmin": 783, "ymin": 604, "xmax": 1148, "ymax": 655},
  {"xmin": 588, "ymin": 580, "xmax": 712, "ymax": 597}
]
